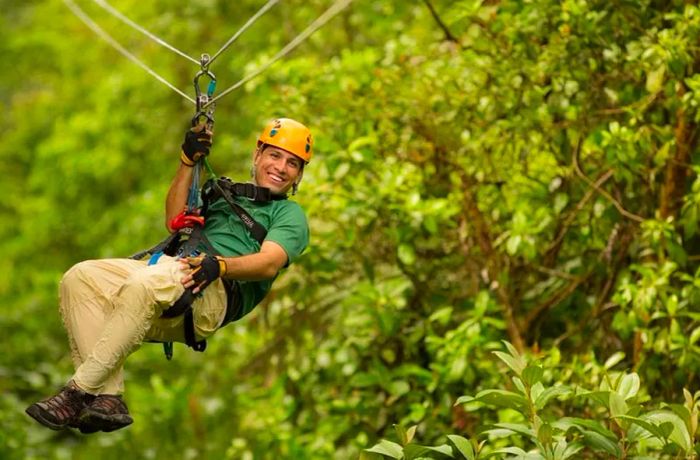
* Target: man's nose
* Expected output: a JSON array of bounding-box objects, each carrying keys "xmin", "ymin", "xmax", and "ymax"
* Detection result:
[{"xmin": 271, "ymin": 159, "xmax": 287, "ymax": 174}]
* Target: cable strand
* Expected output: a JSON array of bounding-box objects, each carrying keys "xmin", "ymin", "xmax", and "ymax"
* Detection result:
[
  {"xmin": 63, "ymin": 0, "xmax": 195, "ymax": 104},
  {"xmin": 92, "ymin": 0, "xmax": 200, "ymax": 65},
  {"xmin": 205, "ymin": 0, "xmax": 353, "ymax": 107},
  {"xmin": 209, "ymin": 0, "xmax": 280, "ymax": 65}
]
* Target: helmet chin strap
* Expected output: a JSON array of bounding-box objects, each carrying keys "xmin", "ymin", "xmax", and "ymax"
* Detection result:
[{"xmin": 292, "ymin": 167, "xmax": 304, "ymax": 195}]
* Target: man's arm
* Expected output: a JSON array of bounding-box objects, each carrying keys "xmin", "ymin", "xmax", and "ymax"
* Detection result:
[
  {"xmin": 165, "ymin": 124, "xmax": 212, "ymax": 231},
  {"xmin": 180, "ymin": 241, "xmax": 288, "ymax": 293},
  {"xmin": 165, "ymin": 164, "xmax": 195, "ymax": 231},
  {"xmin": 219, "ymin": 241, "xmax": 288, "ymax": 281}
]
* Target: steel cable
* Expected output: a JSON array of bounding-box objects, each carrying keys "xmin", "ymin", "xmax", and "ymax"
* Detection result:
[
  {"xmin": 91, "ymin": 0, "xmax": 280, "ymax": 68},
  {"xmin": 63, "ymin": 0, "xmax": 195, "ymax": 103},
  {"xmin": 65, "ymin": 0, "xmax": 353, "ymax": 108},
  {"xmin": 92, "ymin": 0, "xmax": 200, "ymax": 65},
  {"xmin": 208, "ymin": 0, "xmax": 280, "ymax": 66},
  {"xmin": 205, "ymin": 0, "xmax": 353, "ymax": 108}
]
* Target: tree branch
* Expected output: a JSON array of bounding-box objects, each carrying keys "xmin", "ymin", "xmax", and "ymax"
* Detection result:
[
  {"xmin": 660, "ymin": 83, "xmax": 697, "ymax": 219},
  {"xmin": 457, "ymin": 168, "xmax": 525, "ymax": 352},
  {"xmin": 523, "ymin": 273, "xmax": 590, "ymax": 330},
  {"xmin": 421, "ymin": 0, "xmax": 460, "ymax": 44},
  {"xmin": 572, "ymin": 136, "xmax": 645, "ymax": 223},
  {"xmin": 544, "ymin": 168, "xmax": 614, "ymax": 264}
]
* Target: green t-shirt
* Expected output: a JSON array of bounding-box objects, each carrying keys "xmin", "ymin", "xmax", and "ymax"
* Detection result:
[{"xmin": 200, "ymin": 194, "xmax": 309, "ymax": 320}]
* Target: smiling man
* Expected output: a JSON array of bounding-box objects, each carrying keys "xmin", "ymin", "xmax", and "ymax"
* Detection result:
[{"xmin": 26, "ymin": 118, "xmax": 312, "ymax": 434}]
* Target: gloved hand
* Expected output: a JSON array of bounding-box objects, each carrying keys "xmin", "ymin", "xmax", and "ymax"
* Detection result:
[
  {"xmin": 183, "ymin": 254, "xmax": 226, "ymax": 294},
  {"xmin": 181, "ymin": 123, "xmax": 213, "ymax": 166}
]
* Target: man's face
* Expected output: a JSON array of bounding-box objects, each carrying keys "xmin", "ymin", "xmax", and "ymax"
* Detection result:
[{"xmin": 253, "ymin": 145, "xmax": 304, "ymax": 195}]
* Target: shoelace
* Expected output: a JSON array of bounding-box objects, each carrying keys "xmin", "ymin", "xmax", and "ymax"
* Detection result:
[
  {"xmin": 91, "ymin": 395, "xmax": 128, "ymax": 414},
  {"xmin": 39, "ymin": 387, "xmax": 89, "ymax": 420}
]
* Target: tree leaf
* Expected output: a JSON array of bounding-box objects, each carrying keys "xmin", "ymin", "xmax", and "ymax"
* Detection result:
[
  {"xmin": 555, "ymin": 417, "xmax": 617, "ymax": 440},
  {"xmin": 534, "ymin": 385, "xmax": 572, "ymax": 410},
  {"xmin": 617, "ymin": 373, "xmax": 640, "ymax": 400},
  {"xmin": 360, "ymin": 452, "xmax": 386, "ymax": 460},
  {"xmin": 365, "ymin": 440, "xmax": 404, "ymax": 459},
  {"xmin": 403, "ymin": 443, "xmax": 454, "ymax": 460},
  {"xmin": 503, "ymin": 341, "xmax": 523, "ymax": 360},
  {"xmin": 493, "ymin": 351, "xmax": 526, "ymax": 376},
  {"xmin": 581, "ymin": 430, "xmax": 622, "ymax": 457},
  {"xmin": 665, "ymin": 403, "xmax": 691, "ymax": 432},
  {"xmin": 537, "ymin": 422, "xmax": 553, "ymax": 445},
  {"xmin": 398, "ymin": 244, "xmax": 416, "ymax": 265},
  {"xmin": 578, "ymin": 390, "xmax": 613, "ymax": 409},
  {"xmin": 603, "ymin": 352, "xmax": 626, "ymax": 369},
  {"xmin": 609, "ymin": 392, "xmax": 629, "ymax": 427},
  {"xmin": 394, "ymin": 424, "xmax": 417, "ymax": 446},
  {"xmin": 522, "ymin": 363, "xmax": 544, "ymax": 387},
  {"xmin": 474, "ymin": 389, "xmax": 528, "ymax": 410},
  {"xmin": 645, "ymin": 410, "xmax": 692, "ymax": 452},
  {"xmin": 493, "ymin": 422, "xmax": 536, "ymax": 440},
  {"xmin": 486, "ymin": 447, "xmax": 545, "ymax": 459},
  {"xmin": 646, "ymin": 64, "xmax": 666, "ymax": 93},
  {"xmin": 560, "ymin": 441, "xmax": 585, "ymax": 460},
  {"xmin": 454, "ymin": 395, "xmax": 476, "ymax": 406},
  {"xmin": 446, "ymin": 435, "xmax": 475, "ymax": 460},
  {"xmin": 615, "ymin": 414, "xmax": 669, "ymax": 441}
]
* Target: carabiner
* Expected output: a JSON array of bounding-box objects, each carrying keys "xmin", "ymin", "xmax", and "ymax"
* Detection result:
[{"xmin": 193, "ymin": 53, "xmax": 217, "ymax": 127}]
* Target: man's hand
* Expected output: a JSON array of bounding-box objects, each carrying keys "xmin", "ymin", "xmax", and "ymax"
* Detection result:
[
  {"xmin": 180, "ymin": 254, "xmax": 227, "ymax": 294},
  {"xmin": 181, "ymin": 123, "xmax": 213, "ymax": 166}
]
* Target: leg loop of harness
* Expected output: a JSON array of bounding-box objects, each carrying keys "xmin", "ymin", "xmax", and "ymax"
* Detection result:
[{"xmin": 144, "ymin": 251, "xmax": 206, "ymax": 358}]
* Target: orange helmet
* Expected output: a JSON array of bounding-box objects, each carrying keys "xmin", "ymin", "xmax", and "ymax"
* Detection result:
[{"xmin": 257, "ymin": 118, "xmax": 313, "ymax": 163}]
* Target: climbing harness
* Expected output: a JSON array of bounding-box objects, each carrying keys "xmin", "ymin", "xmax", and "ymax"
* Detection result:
[{"xmin": 133, "ymin": 175, "xmax": 282, "ymax": 359}]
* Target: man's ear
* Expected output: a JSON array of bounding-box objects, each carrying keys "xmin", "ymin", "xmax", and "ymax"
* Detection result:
[{"xmin": 254, "ymin": 143, "xmax": 265, "ymax": 163}]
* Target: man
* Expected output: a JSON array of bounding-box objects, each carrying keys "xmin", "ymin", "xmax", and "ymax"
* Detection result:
[{"xmin": 25, "ymin": 118, "xmax": 312, "ymax": 433}]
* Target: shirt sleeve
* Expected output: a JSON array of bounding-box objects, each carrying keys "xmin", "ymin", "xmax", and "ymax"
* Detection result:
[{"xmin": 265, "ymin": 201, "xmax": 309, "ymax": 265}]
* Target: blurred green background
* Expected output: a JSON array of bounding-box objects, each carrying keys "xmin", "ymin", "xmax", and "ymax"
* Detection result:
[{"xmin": 1, "ymin": 1, "xmax": 700, "ymax": 458}]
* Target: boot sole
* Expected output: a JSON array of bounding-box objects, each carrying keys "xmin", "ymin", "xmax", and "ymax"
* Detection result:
[
  {"xmin": 25, "ymin": 405, "xmax": 67, "ymax": 431},
  {"xmin": 78, "ymin": 409, "xmax": 133, "ymax": 433}
]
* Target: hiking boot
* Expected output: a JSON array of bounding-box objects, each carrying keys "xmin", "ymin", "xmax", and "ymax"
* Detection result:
[
  {"xmin": 25, "ymin": 381, "xmax": 96, "ymax": 431},
  {"xmin": 78, "ymin": 394, "xmax": 133, "ymax": 433}
]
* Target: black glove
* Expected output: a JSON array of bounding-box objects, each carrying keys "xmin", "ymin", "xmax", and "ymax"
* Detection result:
[
  {"xmin": 181, "ymin": 124, "xmax": 213, "ymax": 166},
  {"xmin": 187, "ymin": 254, "xmax": 226, "ymax": 293}
]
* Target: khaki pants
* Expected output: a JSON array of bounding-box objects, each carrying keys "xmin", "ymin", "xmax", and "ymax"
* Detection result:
[{"xmin": 59, "ymin": 256, "xmax": 227, "ymax": 395}]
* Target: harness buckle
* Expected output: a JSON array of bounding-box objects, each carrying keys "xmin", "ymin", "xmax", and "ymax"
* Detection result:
[{"xmin": 169, "ymin": 211, "xmax": 205, "ymax": 232}]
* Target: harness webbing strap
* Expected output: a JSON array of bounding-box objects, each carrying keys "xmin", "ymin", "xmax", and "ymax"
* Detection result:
[
  {"xmin": 203, "ymin": 179, "xmax": 274, "ymax": 245},
  {"xmin": 184, "ymin": 309, "xmax": 206, "ymax": 352}
]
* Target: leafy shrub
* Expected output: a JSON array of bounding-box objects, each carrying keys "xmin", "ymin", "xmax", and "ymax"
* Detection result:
[{"xmin": 364, "ymin": 342, "xmax": 700, "ymax": 459}]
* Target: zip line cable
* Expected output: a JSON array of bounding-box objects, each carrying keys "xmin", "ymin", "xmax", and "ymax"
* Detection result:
[
  {"xmin": 63, "ymin": 0, "xmax": 195, "ymax": 103},
  {"xmin": 90, "ymin": 0, "xmax": 279, "ymax": 68},
  {"xmin": 92, "ymin": 0, "xmax": 200, "ymax": 65},
  {"xmin": 209, "ymin": 0, "xmax": 280, "ymax": 66},
  {"xmin": 205, "ymin": 0, "xmax": 353, "ymax": 108},
  {"xmin": 64, "ymin": 0, "xmax": 354, "ymax": 107}
]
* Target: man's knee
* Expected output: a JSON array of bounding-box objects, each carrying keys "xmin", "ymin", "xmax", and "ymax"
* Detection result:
[{"xmin": 61, "ymin": 260, "xmax": 99, "ymax": 290}]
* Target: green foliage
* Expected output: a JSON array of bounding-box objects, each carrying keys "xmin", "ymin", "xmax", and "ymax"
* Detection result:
[
  {"xmin": 2, "ymin": 0, "xmax": 700, "ymax": 458},
  {"xmin": 365, "ymin": 342, "xmax": 700, "ymax": 459}
]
